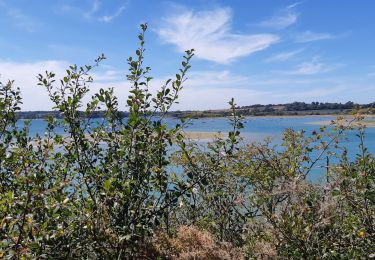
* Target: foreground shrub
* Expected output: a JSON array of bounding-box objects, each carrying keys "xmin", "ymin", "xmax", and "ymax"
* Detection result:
[
  {"xmin": 172, "ymin": 114, "xmax": 374, "ymax": 259},
  {"xmin": 1, "ymin": 24, "xmax": 196, "ymax": 259},
  {"xmin": 237, "ymin": 120, "xmax": 374, "ymax": 258},
  {"xmin": 0, "ymin": 24, "xmax": 373, "ymax": 259}
]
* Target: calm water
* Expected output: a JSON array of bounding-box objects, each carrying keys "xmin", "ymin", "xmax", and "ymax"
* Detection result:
[
  {"xmin": 20, "ymin": 115, "xmax": 375, "ymax": 153},
  {"xmin": 18, "ymin": 116, "xmax": 375, "ymax": 182},
  {"xmin": 188, "ymin": 116, "xmax": 374, "ymax": 151}
]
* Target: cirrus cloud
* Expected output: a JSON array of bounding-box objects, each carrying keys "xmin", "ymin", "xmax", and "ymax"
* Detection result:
[
  {"xmin": 156, "ymin": 7, "xmax": 280, "ymax": 64},
  {"xmin": 295, "ymin": 31, "xmax": 336, "ymax": 43},
  {"xmin": 258, "ymin": 12, "xmax": 298, "ymax": 29},
  {"xmin": 275, "ymin": 57, "xmax": 344, "ymax": 75},
  {"xmin": 264, "ymin": 49, "xmax": 304, "ymax": 63}
]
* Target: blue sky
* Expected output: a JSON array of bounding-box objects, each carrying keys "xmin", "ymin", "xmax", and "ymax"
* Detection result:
[{"xmin": 0, "ymin": 0, "xmax": 374, "ymax": 110}]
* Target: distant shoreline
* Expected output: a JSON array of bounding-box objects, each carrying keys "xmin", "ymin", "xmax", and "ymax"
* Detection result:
[
  {"xmin": 182, "ymin": 131, "xmax": 227, "ymax": 140},
  {"xmin": 308, "ymin": 119, "xmax": 375, "ymax": 128},
  {"xmin": 15, "ymin": 101, "xmax": 375, "ymax": 120},
  {"xmin": 16, "ymin": 113, "xmax": 374, "ymax": 120},
  {"xmin": 244, "ymin": 114, "xmax": 338, "ymax": 119}
]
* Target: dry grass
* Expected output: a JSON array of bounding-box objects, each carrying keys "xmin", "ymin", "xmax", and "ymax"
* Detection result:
[{"xmin": 150, "ymin": 226, "xmax": 244, "ymax": 260}]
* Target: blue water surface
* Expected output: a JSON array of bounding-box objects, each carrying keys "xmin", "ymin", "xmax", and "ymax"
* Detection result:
[
  {"xmin": 18, "ymin": 116, "xmax": 375, "ymax": 182},
  {"xmin": 19, "ymin": 115, "xmax": 375, "ymax": 153}
]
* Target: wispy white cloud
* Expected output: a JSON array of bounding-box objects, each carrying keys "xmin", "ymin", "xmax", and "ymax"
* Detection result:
[
  {"xmin": 92, "ymin": 69, "xmax": 124, "ymax": 81},
  {"xmin": 258, "ymin": 10, "xmax": 298, "ymax": 29},
  {"xmin": 187, "ymin": 70, "xmax": 248, "ymax": 86},
  {"xmin": 0, "ymin": 59, "xmax": 369, "ymax": 111},
  {"xmin": 0, "ymin": 60, "xmax": 69, "ymax": 110},
  {"xmin": 63, "ymin": 0, "xmax": 126, "ymax": 23},
  {"xmin": 0, "ymin": 59, "xmax": 130, "ymax": 110},
  {"xmin": 287, "ymin": 1, "xmax": 304, "ymax": 9},
  {"xmin": 288, "ymin": 60, "xmax": 324, "ymax": 75},
  {"xmin": 98, "ymin": 4, "xmax": 127, "ymax": 22},
  {"xmin": 84, "ymin": 0, "xmax": 101, "ymax": 19},
  {"xmin": 258, "ymin": 2, "xmax": 301, "ymax": 30},
  {"xmin": 148, "ymin": 70, "xmax": 366, "ymax": 109},
  {"xmin": 295, "ymin": 31, "xmax": 335, "ymax": 43},
  {"xmin": 174, "ymin": 73, "xmax": 362, "ymax": 109},
  {"xmin": 264, "ymin": 49, "xmax": 303, "ymax": 62},
  {"xmin": 275, "ymin": 57, "xmax": 344, "ymax": 75},
  {"xmin": 157, "ymin": 7, "xmax": 280, "ymax": 64}
]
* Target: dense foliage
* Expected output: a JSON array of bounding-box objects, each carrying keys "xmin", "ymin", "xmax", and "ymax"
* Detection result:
[{"xmin": 0, "ymin": 25, "xmax": 374, "ymax": 259}]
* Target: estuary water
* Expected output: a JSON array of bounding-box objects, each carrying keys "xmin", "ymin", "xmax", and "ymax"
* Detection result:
[
  {"xmin": 21, "ymin": 115, "xmax": 375, "ymax": 154},
  {"xmin": 19, "ymin": 115, "xmax": 375, "ymax": 182},
  {"xmin": 188, "ymin": 116, "xmax": 374, "ymax": 150}
]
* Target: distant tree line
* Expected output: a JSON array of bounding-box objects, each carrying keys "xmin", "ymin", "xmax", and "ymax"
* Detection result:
[
  {"xmin": 235, "ymin": 101, "xmax": 375, "ymax": 116},
  {"xmin": 239, "ymin": 101, "xmax": 375, "ymax": 111},
  {"xmin": 16, "ymin": 101, "xmax": 375, "ymax": 119}
]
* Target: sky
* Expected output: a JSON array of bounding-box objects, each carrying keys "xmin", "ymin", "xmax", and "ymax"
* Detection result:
[{"xmin": 0, "ymin": 0, "xmax": 375, "ymax": 111}]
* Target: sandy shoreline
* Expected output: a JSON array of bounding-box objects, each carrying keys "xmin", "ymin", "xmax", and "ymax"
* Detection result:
[
  {"xmin": 245, "ymin": 114, "xmax": 337, "ymax": 119},
  {"xmin": 307, "ymin": 119, "xmax": 375, "ymax": 127},
  {"xmin": 182, "ymin": 131, "xmax": 226, "ymax": 140}
]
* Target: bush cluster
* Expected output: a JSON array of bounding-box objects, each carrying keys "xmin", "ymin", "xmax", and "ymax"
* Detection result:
[{"xmin": 0, "ymin": 25, "xmax": 374, "ymax": 259}]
